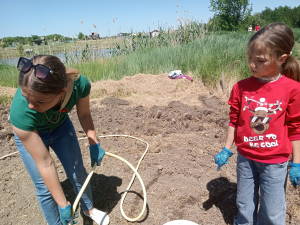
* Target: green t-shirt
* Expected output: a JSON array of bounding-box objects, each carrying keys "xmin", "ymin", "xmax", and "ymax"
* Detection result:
[{"xmin": 10, "ymin": 75, "xmax": 91, "ymax": 131}]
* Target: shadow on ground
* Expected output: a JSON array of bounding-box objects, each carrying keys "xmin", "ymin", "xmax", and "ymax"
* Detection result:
[
  {"xmin": 203, "ymin": 177, "xmax": 238, "ymax": 224},
  {"xmin": 61, "ymin": 174, "xmax": 122, "ymax": 224}
]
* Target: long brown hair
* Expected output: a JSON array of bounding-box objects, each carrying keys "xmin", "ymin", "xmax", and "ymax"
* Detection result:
[
  {"xmin": 19, "ymin": 55, "xmax": 80, "ymax": 94},
  {"xmin": 247, "ymin": 23, "xmax": 300, "ymax": 81}
]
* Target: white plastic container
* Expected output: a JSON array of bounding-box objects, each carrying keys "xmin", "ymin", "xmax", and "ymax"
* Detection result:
[{"xmin": 163, "ymin": 220, "xmax": 199, "ymax": 225}]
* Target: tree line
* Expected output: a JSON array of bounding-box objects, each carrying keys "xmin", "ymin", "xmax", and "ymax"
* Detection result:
[
  {"xmin": 208, "ymin": 0, "xmax": 300, "ymax": 31},
  {"xmin": 0, "ymin": 34, "xmax": 72, "ymax": 48}
]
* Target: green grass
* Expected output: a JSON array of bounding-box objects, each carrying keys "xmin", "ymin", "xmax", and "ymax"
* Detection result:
[
  {"xmin": 70, "ymin": 31, "xmax": 253, "ymax": 85},
  {"xmin": 1, "ymin": 29, "xmax": 300, "ymax": 88},
  {"xmin": 71, "ymin": 28, "xmax": 300, "ymax": 84},
  {"xmin": 292, "ymin": 28, "xmax": 300, "ymax": 43},
  {"xmin": 0, "ymin": 63, "xmax": 19, "ymax": 87}
]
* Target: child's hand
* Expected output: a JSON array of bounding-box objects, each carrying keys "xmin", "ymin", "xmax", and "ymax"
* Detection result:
[
  {"xmin": 58, "ymin": 203, "xmax": 79, "ymax": 225},
  {"xmin": 215, "ymin": 147, "xmax": 233, "ymax": 170},
  {"xmin": 89, "ymin": 143, "xmax": 105, "ymax": 167},
  {"xmin": 289, "ymin": 162, "xmax": 300, "ymax": 187}
]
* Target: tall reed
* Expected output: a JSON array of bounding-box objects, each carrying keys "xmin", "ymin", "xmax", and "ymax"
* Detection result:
[
  {"xmin": 0, "ymin": 63, "xmax": 18, "ymax": 87},
  {"xmin": 1, "ymin": 28, "xmax": 299, "ymax": 88},
  {"xmin": 69, "ymin": 31, "xmax": 254, "ymax": 84}
]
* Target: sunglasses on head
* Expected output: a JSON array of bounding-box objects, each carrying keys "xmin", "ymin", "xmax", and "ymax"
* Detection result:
[{"xmin": 17, "ymin": 57, "xmax": 54, "ymax": 79}]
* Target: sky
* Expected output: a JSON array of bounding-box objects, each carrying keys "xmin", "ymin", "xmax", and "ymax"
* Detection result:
[{"xmin": 0, "ymin": 0, "xmax": 299, "ymax": 39}]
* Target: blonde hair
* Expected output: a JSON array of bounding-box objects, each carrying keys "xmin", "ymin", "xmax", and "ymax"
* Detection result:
[
  {"xmin": 19, "ymin": 55, "xmax": 80, "ymax": 94},
  {"xmin": 247, "ymin": 23, "xmax": 300, "ymax": 81}
]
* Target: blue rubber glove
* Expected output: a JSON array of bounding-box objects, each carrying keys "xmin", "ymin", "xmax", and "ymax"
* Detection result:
[
  {"xmin": 289, "ymin": 162, "xmax": 300, "ymax": 188},
  {"xmin": 58, "ymin": 204, "xmax": 78, "ymax": 225},
  {"xmin": 89, "ymin": 143, "xmax": 105, "ymax": 167},
  {"xmin": 215, "ymin": 147, "xmax": 233, "ymax": 170}
]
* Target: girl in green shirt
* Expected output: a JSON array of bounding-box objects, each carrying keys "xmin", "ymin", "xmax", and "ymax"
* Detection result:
[{"xmin": 10, "ymin": 55, "xmax": 109, "ymax": 225}]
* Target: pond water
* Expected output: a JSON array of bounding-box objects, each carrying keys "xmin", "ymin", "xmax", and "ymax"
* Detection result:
[{"xmin": 0, "ymin": 49, "xmax": 112, "ymax": 66}]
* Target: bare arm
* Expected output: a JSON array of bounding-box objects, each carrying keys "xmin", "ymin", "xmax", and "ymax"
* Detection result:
[
  {"xmin": 291, "ymin": 140, "xmax": 300, "ymax": 163},
  {"xmin": 224, "ymin": 126, "xmax": 236, "ymax": 150},
  {"xmin": 76, "ymin": 94, "xmax": 98, "ymax": 145},
  {"xmin": 12, "ymin": 125, "xmax": 68, "ymax": 208}
]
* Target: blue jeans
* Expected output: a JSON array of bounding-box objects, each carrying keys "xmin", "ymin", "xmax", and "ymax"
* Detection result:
[
  {"xmin": 234, "ymin": 153, "xmax": 288, "ymax": 225},
  {"xmin": 14, "ymin": 117, "xmax": 93, "ymax": 225}
]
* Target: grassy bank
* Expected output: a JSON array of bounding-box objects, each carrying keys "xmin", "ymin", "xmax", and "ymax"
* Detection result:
[
  {"xmin": 71, "ymin": 32, "xmax": 252, "ymax": 84},
  {"xmin": 72, "ymin": 28, "xmax": 300, "ymax": 84},
  {"xmin": 1, "ymin": 29, "xmax": 300, "ymax": 89},
  {"xmin": 0, "ymin": 39, "xmax": 123, "ymax": 60}
]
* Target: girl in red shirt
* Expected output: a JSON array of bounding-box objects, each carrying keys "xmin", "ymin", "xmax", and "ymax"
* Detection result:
[{"xmin": 215, "ymin": 23, "xmax": 300, "ymax": 224}]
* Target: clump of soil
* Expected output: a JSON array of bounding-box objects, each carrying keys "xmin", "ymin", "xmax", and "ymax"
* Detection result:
[{"xmin": 0, "ymin": 74, "xmax": 299, "ymax": 225}]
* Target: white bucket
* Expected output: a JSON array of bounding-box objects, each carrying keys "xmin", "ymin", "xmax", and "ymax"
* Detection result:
[{"xmin": 163, "ymin": 220, "xmax": 199, "ymax": 225}]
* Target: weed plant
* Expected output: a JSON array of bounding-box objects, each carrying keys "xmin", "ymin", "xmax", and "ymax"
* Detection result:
[{"xmin": 0, "ymin": 63, "xmax": 18, "ymax": 87}]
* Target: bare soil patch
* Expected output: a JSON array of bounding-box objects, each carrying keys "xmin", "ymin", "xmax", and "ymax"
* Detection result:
[{"xmin": 0, "ymin": 74, "xmax": 300, "ymax": 225}]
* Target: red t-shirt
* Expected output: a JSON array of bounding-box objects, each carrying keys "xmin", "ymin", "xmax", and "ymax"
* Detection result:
[
  {"xmin": 228, "ymin": 76, "xmax": 300, "ymax": 163},
  {"xmin": 255, "ymin": 25, "xmax": 259, "ymax": 31}
]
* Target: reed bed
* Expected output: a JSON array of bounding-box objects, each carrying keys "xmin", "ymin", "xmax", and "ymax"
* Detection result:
[
  {"xmin": 70, "ymin": 31, "xmax": 252, "ymax": 85},
  {"xmin": 0, "ymin": 39, "xmax": 123, "ymax": 60},
  {"xmin": 0, "ymin": 64, "xmax": 18, "ymax": 87},
  {"xmin": 1, "ymin": 25, "xmax": 299, "ymax": 89}
]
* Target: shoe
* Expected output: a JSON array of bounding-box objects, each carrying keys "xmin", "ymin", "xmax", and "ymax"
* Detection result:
[{"xmin": 83, "ymin": 208, "xmax": 110, "ymax": 225}]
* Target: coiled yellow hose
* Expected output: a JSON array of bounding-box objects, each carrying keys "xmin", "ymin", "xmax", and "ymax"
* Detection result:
[{"xmin": 72, "ymin": 134, "xmax": 148, "ymax": 223}]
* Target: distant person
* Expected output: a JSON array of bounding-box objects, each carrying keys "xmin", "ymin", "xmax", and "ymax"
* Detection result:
[
  {"xmin": 248, "ymin": 24, "xmax": 252, "ymax": 32},
  {"xmin": 10, "ymin": 55, "xmax": 109, "ymax": 225},
  {"xmin": 214, "ymin": 23, "xmax": 300, "ymax": 224},
  {"xmin": 255, "ymin": 24, "xmax": 260, "ymax": 32}
]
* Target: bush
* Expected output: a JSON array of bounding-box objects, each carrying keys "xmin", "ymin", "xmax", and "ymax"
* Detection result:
[{"xmin": 17, "ymin": 44, "xmax": 24, "ymax": 56}]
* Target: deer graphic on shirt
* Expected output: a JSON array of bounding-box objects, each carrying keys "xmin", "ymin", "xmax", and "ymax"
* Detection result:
[{"xmin": 243, "ymin": 96, "xmax": 282, "ymax": 135}]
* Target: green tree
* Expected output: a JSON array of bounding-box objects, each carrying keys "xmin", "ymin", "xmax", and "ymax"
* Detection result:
[
  {"xmin": 31, "ymin": 35, "xmax": 41, "ymax": 45},
  {"xmin": 17, "ymin": 44, "xmax": 24, "ymax": 56},
  {"xmin": 207, "ymin": 16, "xmax": 222, "ymax": 31},
  {"xmin": 209, "ymin": 0, "xmax": 252, "ymax": 31},
  {"xmin": 260, "ymin": 5, "xmax": 300, "ymax": 28},
  {"xmin": 3, "ymin": 37, "xmax": 14, "ymax": 46},
  {"xmin": 78, "ymin": 32, "xmax": 84, "ymax": 40}
]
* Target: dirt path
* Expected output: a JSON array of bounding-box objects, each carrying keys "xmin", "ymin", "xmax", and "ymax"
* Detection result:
[{"xmin": 0, "ymin": 74, "xmax": 299, "ymax": 225}]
